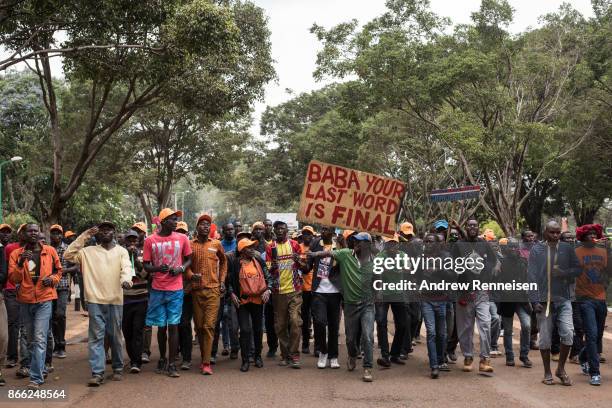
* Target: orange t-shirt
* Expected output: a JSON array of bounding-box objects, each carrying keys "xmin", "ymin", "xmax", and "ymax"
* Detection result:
[
  {"xmin": 575, "ymin": 246, "xmax": 608, "ymax": 301},
  {"xmin": 300, "ymin": 243, "xmax": 312, "ymax": 291},
  {"xmin": 240, "ymin": 260, "xmax": 263, "ymax": 305}
]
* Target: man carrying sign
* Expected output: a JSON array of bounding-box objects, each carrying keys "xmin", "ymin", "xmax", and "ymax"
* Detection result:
[{"xmin": 309, "ymin": 232, "xmax": 376, "ymax": 382}]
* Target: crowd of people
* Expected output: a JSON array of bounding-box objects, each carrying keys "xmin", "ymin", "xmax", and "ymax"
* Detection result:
[{"xmin": 0, "ymin": 210, "xmax": 608, "ymax": 390}]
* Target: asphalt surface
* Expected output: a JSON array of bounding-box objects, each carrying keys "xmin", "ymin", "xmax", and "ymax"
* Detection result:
[{"xmin": 1, "ymin": 306, "xmax": 610, "ymax": 408}]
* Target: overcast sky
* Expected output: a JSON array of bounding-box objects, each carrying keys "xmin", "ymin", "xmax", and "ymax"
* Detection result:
[{"xmin": 250, "ymin": 0, "xmax": 595, "ymax": 135}]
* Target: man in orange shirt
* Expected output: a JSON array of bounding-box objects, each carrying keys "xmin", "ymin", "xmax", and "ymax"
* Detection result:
[
  {"xmin": 185, "ymin": 214, "xmax": 227, "ymax": 375},
  {"xmin": 574, "ymin": 224, "xmax": 610, "ymax": 386},
  {"xmin": 8, "ymin": 224, "xmax": 62, "ymax": 390}
]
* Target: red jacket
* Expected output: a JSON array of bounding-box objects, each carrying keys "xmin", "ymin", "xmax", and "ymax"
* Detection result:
[{"xmin": 9, "ymin": 244, "xmax": 62, "ymax": 304}]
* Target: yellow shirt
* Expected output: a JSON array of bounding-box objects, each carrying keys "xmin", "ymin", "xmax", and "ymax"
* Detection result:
[
  {"xmin": 276, "ymin": 241, "xmax": 294, "ymax": 294},
  {"xmin": 64, "ymin": 232, "xmax": 133, "ymax": 305}
]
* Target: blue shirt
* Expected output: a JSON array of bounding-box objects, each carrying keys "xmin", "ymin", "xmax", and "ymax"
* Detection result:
[{"xmin": 221, "ymin": 238, "xmax": 236, "ymax": 254}]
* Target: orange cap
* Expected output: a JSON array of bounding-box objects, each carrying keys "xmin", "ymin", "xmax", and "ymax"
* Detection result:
[
  {"xmin": 0, "ymin": 223, "xmax": 12, "ymax": 232},
  {"xmin": 400, "ymin": 222, "xmax": 414, "ymax": 236},
  {"xmin": 176, "ymin": 221, "xmax": 189, "ymax": 232},
  {"xmin": 301, "ymin": 225, "xmax": 315, "ymax": 235},
  {"xmin": 64, "ymin": 230, "xmax": 76, "ymax": 238},
  {"xmin": 382, "ymin": 233, "xmax": 400, "ymax": 242},
  {"xmin": 158, "ymin": 208, "xmax": 183, "ymax": 222},
  {"xmin": 237, "ymin": 238, "xmax": 258, "ymax": 252},
  {"xmin": 50, "ymin": 224, "xmax": 63, "ymax": 233},
  {"xmin": 197, "ymin": 213, "xmax": 212, "ymax": 225},
  {"xmin": 342, "ymin": 229, "xmax": 356, "ymax": 240},
  {"xmin": 131, "ymin": 222, "xmax": 147, "ymax": 234},
  {"xmin": 17, "ymin": 223, "xmax": 26, "ymax": 233}
]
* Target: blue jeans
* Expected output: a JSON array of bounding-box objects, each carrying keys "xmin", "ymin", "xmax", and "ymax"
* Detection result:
[
  {"xmin": 421, "ymin": 301, "xmax": 447, "ymax": 368},
  {"xmin": 20, "ymin": 301, "xmax": 52, "ymax": 385},
  {"xmin": 502, "ymin": 304, "xmax": 531, "ymax": 360},
  {"xmin": 579, "ymin": 299, "xmax": 607, "ymax": 376},
  {"xmin": 88, "ymin": 303, "xmax": 124, "ymax": 376}
]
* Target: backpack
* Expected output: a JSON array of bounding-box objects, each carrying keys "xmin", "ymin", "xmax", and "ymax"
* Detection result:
[{"xmin": 239, "ymin": 259, "xmax": 267, "ymax": 296}]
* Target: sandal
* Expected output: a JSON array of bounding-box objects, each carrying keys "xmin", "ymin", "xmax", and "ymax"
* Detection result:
[
  {"xmin": 542, "ymin": 377, "xmax": 554, "ymax": 385},
  {"xmin": 555, "ymin": 371, "xmax": 572, "ymax": 386}
]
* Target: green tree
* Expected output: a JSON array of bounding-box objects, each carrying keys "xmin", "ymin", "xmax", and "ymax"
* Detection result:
[{"xmin": 0, "ymin": 0, "xmax": 274, "ymax": 226}]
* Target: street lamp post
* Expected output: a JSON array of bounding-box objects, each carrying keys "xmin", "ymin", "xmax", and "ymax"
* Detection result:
[{"xmin": 0, "ymin": 156, "xmax": 23, "ymax": 223}]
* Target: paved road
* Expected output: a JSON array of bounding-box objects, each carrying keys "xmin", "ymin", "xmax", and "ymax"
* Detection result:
[{"xmin": 1, "ymin": 307, "xmax": 610, "ymax": 408}]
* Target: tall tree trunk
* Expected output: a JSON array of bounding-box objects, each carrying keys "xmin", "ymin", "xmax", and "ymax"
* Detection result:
[
  {"xmin": 572, "ymin": 201, "xmax": 602, "ymax": 226},
  {"xmin": 138, "ymin": 192, "xmax": 154, "ymax": 225}
]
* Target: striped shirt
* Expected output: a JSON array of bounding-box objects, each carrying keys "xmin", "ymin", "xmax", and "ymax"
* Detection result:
[
  {"xmin": 186, "ymin": 237, "xmax": 227, "ymax": 290},
  {"xmin": 53, "ymin": 242, "xmax": 71, "ymax": 290}
]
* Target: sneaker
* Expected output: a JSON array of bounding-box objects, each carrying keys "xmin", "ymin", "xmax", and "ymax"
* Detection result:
[
  {"xmin": 240, "ymin": 361, "xmax": 249, "ymax": 372},
  {"xmin": 439, "ymin": 363, "xmax": 451, "ymax": 372},
  {"xmin": 317, "ymin": 353, "xmax": 328, "ymax": 369},
  {"xmin": 431, "ymin": 367, "xmax": 440, "ymax": 379},
  {"xmin": 330, "ymin": 358, "xmax": 340, "ymax": 369},
  {"xmin": 155, "ymin": 358, "xmax": 168, "ymax": 374},
  {"xmin": 230, "ymin": 350, "xmax": 239, "ymax": 360},
  {"xmin": 87, "ymin": 374, "xmax": 104, "ymax": 387},
  {"xmin": 221, "ymin": 348, "xmax": 229, "ymax": 356},
  {"xmin": 377, "ymin": 357, "xmax": 391, "ymax": 368},
  {"xmin": 519, "ymin": 357, "xmax": 532, "ymax": 368},
  {"xmin": 201, "ymin": 363, "xmax": 213, "ymax": 375},
  {"xmin": 16, "ymin": 367, "xmax": 29, "ymax": 378},
  {"xmin": 390, "ymin": 356, "xmax": 406, "ymax": 365},
  {"xmin": 5, "ymin": 360, "xmax": 17, "ymax": 369},
  {"xmin": 27, "ymin": 381, "xmax": 41, "ymax": 390},
  {"xmin": 551, "ymin": 353, "xmax": 560, "ymax": 362},
  {"xmin": 167, "ymin": 364, "xmax": 180, "ymax": 378},
  {"xmin": 399, "ymin": 353, "xmax": 408, "ymax": 361},
  {"xmin": 45, "ymin": 364, "xmax": 54, "ymax": 373},
  {"xmin": 111, "ymin": 371, "xmax": 123, "ymax": 381},
  {"xmin": 506, "ymin": 359, "xmax": 515, "ymax": 367},
  {"xmin": 141, "ymin": 353, "xmax": 150, "ymax": 363},
  {"xmin": 580, "ymin": 362, "xmax": 589, "ymax": 376},
  {"xmin": 302, "ymin": 346, "xmax": 310, "ymax": 354},
  {"xmin": 347, "ymin": 356, "xmax": 356, "ymax": 371},
  {"xmin": 180, "ymin": 361, "xmax": 192, "ymax": 371},
  {"xmin": 448, "ymin": 351, "xmax": 457, "ymax": 363},
  {"xmin": 590, "ymin": 375, "xmax": 601, "ymax": 386},
  {"xmin": 490, "ymin": 350, "xmax": 502, "ymax": 358},
  {"xmin": 362, "ymin": 368, "xmax": 373, "ymax": 382},
  {"xmin": 278, "ymin": 358, "xmax": 290, "ymax": 367},
  {"xmin": 479, "ymin": 358, "xmax": 493, "ymax": 373},
  {"xmin": 463, "ymin": 357, "xmax": 473, "ymax": 372},
  {"xmin": 254, "ymin": 356, "xmax": 264, "ymax": 368},
  {"xmin": 289, "ymin": 357, "xmax": 301, "ymax": 369},
  {"xmin": 129, "ymin": 365, "xmax": 141, "ymax": 374},
  {"xmin": 54, "ymin": 350, "xmax": 67, "ymax": 359}
]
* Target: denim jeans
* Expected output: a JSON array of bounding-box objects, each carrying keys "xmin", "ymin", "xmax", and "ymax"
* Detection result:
[
  {"xmin": 502, "ymin": 304, "xmax": 531, "ymax": 360},
  {"xmin": 421, "ymin": 301, "xmax": 447, "ymax": 368},
  {"xmin": 489, "ymin": 302, "xmax": 500, "ymax": 351},
  {"xmin": 20, "ymin": 301, "xmax": 52, "ymax": 384},
  {"xmin": 52, "ymin": 290, "xmax": 70, "ymax": 352},
  {"xmin": 344, "ymin": 302, "xmax": 374, "ymax": 368},
  {"xmin": 579, "ymin": 299, "xmax": 607, "ymax": 376},
  {"xmin": 375, "ymin": 302, "xmax": 407, "ymax": 359},
  {"xmin": 536, "ymin": 300, "xmax": 573, "ymax": 350},
  {"xmin": 88, "ymin": 303, "xmax": 124, "ymax": 376},
  {"xmin": 3, "ymin": 289, "xmax": 19, "ymax": 362}
]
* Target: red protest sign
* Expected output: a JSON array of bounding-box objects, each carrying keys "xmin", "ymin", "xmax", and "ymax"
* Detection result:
[{"xmin": 297, "ymin": 160, "xmax": 406, "ymax": 237}]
